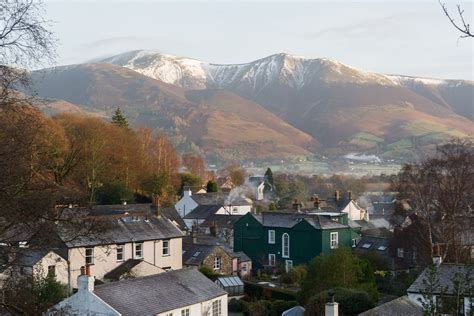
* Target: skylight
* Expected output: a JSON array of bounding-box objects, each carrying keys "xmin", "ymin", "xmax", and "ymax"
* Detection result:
[
  {"xmin": 377, "ymin": 246, "xmax": 387, "ymax": 251},
  {"xmin": 362, "ymin": 243, "xmax": 372, "ymax": 249},
  {"xmin": 193, "ymin": 251, "xmax": 201, "ymax": 257}
]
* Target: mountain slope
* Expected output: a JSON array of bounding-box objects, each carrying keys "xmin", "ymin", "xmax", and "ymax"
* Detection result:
[
  {"xmin": 101, "ymin": 51, "xmax": 474, "ymax": 157},
  {"xmin": 28, "ymin": 63, "xmax": 316, "ymax": 160}
]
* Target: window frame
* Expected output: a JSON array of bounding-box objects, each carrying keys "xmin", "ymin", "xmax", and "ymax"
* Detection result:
[
  {"xmin": 285, "ymin": 260, "xmax": 293, "ymax": 273},
  {"xmin": 268, "ymin": 230, "xmax": 275, "ymax": 244},
  {"xmin": 134, "ymin": 242, "xmax": 143, "ymax": 259},
  {"xmin": 162, "ymin": 239, "xmax": 170, "ymax": 256},
  {"xmin": 116, "ymin": 244, "xmax": 124, "ymax": 262},
  {"xmin": 330, "ymin": 232, "xmax": 339, "ymax": 249},
  {"xmin": 282, "ymin": 233, "xmax": 290, "ymax": 258},
  {"xmin": 397, "ymin": 248, "xmax": 404, "ymax": 258},
  {"xmin": 47, "ymin": 265, "xmax": 56, "ymax": 277},
  {"xmin": 268, "ymin": 253, "xmax": 276, "ymax": 267},
  {"xmin": 181, "ymin": 309, "xmax": 190, "ymax": 316},
  {"xmin": 212, "ymin": 299, "xmax": 222, "ymax": 316},
  {"xmin": 85, "ymin": 247, "xmax": 94, "ymax": 265},
  {"xmin": 213, "ymin": 256, "xmax": 221, "ymax": 270}
]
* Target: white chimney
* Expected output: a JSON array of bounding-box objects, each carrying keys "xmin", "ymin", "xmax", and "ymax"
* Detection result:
[
  {"xmin": 77, "ymin": 265, "xmax": 94, "ymax": 292},
  {"xmin": 433, "ymin": 256, "xmax": 442, "ymax": 266},
  {"xmin": 325, "ymin": 291, "xmax": 339, "ymax": 316},
  {"xmin": 184, "ymin": 187, "xmax": 192, "ymax": 197}
]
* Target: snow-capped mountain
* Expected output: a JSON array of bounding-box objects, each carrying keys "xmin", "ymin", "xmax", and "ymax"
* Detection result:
[{"xmin": 101, "ymin": 50, "xmax": 399, "ymax": 90}]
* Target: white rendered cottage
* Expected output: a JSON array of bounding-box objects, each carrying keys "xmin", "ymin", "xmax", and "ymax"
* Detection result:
[{"xmin": 48, "ymin": 267, "xmax": 228, "ymax": 316}]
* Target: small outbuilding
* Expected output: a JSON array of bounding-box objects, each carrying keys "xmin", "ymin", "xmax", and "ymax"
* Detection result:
[{"xmin": 215, "ymin": 276, "xmax": 244, "ymax": 297}]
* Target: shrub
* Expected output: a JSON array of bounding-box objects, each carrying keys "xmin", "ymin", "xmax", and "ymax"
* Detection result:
[
  {"xmin": 304, "ymin": 287, "xmax": 375, "ymax": 315},
  {"xmin": 228, "ymin": 298, "xmax": 249, "ymax": 313},
  {"xmin": 270, "ymin": 300, "xmax": 298, "ymax": 315},
  {"xmin": 199, "ymin": 265, "xmax": 219, "ymax": 280}
]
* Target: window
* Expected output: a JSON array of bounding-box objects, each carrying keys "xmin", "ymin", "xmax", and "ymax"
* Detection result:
[
  {"xmin": 165, "ymin": 313, "xmax": 173, "ymax": 316},
  {"xmin": 162, "ymin": 239, "xmax": 170, "ymax": 256},
  {"xmin": 377, "ymin": 246, "xmax": 387, "ymax": 251},
  {"xmin": 214, "ymin": 257, "xmax": 221, "ymax": 270},
  {"xmin": 212, "ymin": 299, "xmax": 222, "ymax": 316},
  {"xmin": 351, "ymin": 239, "xmax": 357, "ymax": 247},
  {"xmin": 268, "ymin": 230, "xmax": 275, "ymax": 244},
  {"xmin": 85, "ymin": 247, "xmax": 94, "ymax": 265},
  {"xmin": 330, "ymin": 232, "xmax": 338, "ymax": 249},
  {"xmin": 134, "ymin": 243, "xmax": 143, "ymax": 259},
  {"xmin": 47, "ymin": 265, "xmax": 56, "ymax": 277},
  {"xmin": 397, "ymin": 248, "xmax": 404, "ymax": 258},
  {"xmin": 268, "ymin": 254, "xmax": 276, "ymax": 266},
  {"xmin": 242, "ymin": 264, "xmax": 247, "ymax": 272},
  {"xmin": 116, "ymin": 244, "xmax": 124, "ymax": 262},
  {"xmin": 285, "ymin": 260, "xmax": 293, "ymax": 273},
  {"xmin": 181, "ymin": 309, "xmax": 190, "ymax": 316},
  {"xmin": 282, "ymin": 233, "xmax": 290, "ymax": 258},
  {"xmin": 362, "ymin": 243, "xmax": 372, "ymax": 249}
]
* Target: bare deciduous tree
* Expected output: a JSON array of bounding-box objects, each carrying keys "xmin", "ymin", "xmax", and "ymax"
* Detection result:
[
  {"xmin": 395, "ymin": 139, "xmax": 474, "ymax": 265},
  {"xmin": 440, "ymin": 1, "xmax": 473, "ymax": 38},
  {"xmin": 0, "ymin": 0, "xmax": 56, "ymax": 106}
]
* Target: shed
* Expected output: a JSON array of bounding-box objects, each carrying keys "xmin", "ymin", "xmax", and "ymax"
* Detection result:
[{"xmin": 215, "ymin": 276, "xmax": 244, "ymax": 296}]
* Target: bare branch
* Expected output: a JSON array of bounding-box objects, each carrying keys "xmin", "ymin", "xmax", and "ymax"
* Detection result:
[{"xmin": 439, "ymin": 1, "xmax": 473, "ymax": 38}]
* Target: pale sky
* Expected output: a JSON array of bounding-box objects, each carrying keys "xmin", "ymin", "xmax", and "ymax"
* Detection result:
[{"xmin": 44, "ymin": 0, "xmax": 473, "ymax": 80}]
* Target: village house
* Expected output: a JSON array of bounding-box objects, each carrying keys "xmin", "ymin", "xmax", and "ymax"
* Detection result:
[
  {"xmin": 43, "ymin": 204, "xmax": 185, "ymax": 289},
  {"xmin": 182, "ymin": 239, "xmax": 252, "ymax": 279},
  {"xmin": 175, "ymin": 189, "xmax": 253, "ymax": 219},
  {"xmin": 407, "ymin": 263, "xmax": 473, "ymax": 315},
  {"xmin": 233, "ymin": 211, "xmax": 355, "ymax": 271},
  {"xmin": 0, "ymin": 249, "xmax": 68, "ymax": 287},
  {"xmin": 48, "ymin": 266, "xmax": 228, "ymax": 316},
  {"xmin": 248, "ymin": 176, "xmax": 265, "ymax": 201}
]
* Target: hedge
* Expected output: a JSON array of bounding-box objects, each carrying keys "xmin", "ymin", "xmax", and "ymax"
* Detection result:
[{"xmin": 243, "ymin": 281, "xmax": 298, "ymax": 301}]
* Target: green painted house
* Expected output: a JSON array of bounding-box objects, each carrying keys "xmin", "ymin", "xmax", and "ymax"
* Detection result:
[{"xmin": 233, "ymin": 211, "xmax": 356, "ymax": 271}]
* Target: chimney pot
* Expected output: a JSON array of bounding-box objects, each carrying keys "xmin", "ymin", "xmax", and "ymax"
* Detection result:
[
  {"xmin": 85, "ymin": 264, "xmax": 91, "ymax": 276},
  {"xmin": 325, "ymin": 290, "xmax": 339, "ymax": 316},
  {"xmin": 80, "ymin": 266, "xmax": 85, "ymax": 275},
  {"xmin": 348, "ymin": 190, "xmax": 352, "ymax": 200}
]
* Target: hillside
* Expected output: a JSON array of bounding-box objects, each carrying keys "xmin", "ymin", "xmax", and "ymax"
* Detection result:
[
  {"xmin": 100, "ymin": 51, "xmax": 474, "ymax": 158},
  {"xmin": 28, "ymin": 63, "xmax": 316, "ymax": 161}
]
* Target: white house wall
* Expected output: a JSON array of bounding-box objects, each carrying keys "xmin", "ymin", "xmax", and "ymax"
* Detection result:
[
  {"xmin": 48, "ymin": 290, "xmax": 120, "ymax": 315},
  {"xmin": 156, "ymin": 294, "xmax": 228, "ymax": 316},
  {"xmin": 33, "ymin": 251, "xmax": 69, "ymax": 285},
  {"xmin": 215, "ymin": 205, "xmax": 251, "ymax": 216},
  {"xmin": 175, "ymin": 195, "xmax": 199, "ymax": 218},
  {"xmin": 68, "ymin": 238, "xmax": 182, "ymax": 288}
]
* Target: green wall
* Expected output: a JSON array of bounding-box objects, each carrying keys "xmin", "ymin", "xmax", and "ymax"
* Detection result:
[{"xmin": 234, "ymin": 213, "xmax": 354, "ymax": 270}]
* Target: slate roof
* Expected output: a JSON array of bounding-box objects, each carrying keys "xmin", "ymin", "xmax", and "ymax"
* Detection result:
[
  {"xmin": 93, "ymin": 268, "xmax": 227, "ymax": 315},
  {"xmin": 359, "ymin": 296, "xmax": 422, "ymax": 316},
  {"xmin": 57, "ymin": 215, "xmax": 184, "ymax": 248},
  {"xmin": 408, "ymin": 264, "xmax": 473, "ymax": 295},
  {"xmin": 234, "ymin": 251, "xmax": 251, "ymax": 263},
  {"xmin": 103, "ymin": 259, "xmax": 143, "ymax": 281},
  {"xmin": 183, "ymin": 205, "xmax": 222, "ymax": 220},
  {"xmin": 253, "ymin": 212, "xmax": 348, "ymax": 230},
  {"xmin": 160, "ymin": 207, "xmax": 187, "ymax": 231},
  {"xmin": 191, "ymin": 192, "xmax": 252, "ymax": 206},
  {"xmin": 282, "ymin": 306, "xmax": 305, "ymax": 316},
  {"xmin": 182, "ymin": 244, "xmax": 215, "ymax": 266},
  {"xmin": 354, "ymin": 236, "xmax": 390, "ymax": 254},
  {"xmin": 201, "ymin": 214, "xmax": 244, "ymax": 228}
]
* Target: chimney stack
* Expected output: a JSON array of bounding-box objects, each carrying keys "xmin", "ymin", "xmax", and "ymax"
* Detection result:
[
  {"xmin": 325, "ymin": 290, "xmax": 339, "ymax": 316},
  {"xmin": 78, "ymin": 265, "xmax": 94, "ymax": 292},
  {"xmin": 335, "ymin": 190, "xmax": 340, "ymax": 203},
  {"xmin": 347, "ymin": 190, "xmax": 352, "ymax": 201},
  {"xmin": 432, "ymin": 244, "xmax": 442, "ymax": 266},
  {"xmin": 183, "ymin": 187, "xmax": 192, "ymax": 197},
  {"xmin": 314, "ymin": 195, "xmax": 320, "ymax": 209},
  {"xmin": 292, "ymin": 199, "xmax": 301, "ymax": 212}
]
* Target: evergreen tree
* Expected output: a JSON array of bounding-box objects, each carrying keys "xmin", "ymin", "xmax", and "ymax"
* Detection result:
[
  {"xmin": 206, "ymin": 180, "xmax": 218, "ymax": 192},
  {"xmin": 264, "ymin": 167, "xmax": 274, "ymax": 192},
  {"xmin": 111, "ymin": 107, "xmax": 129, "ymax": 128}
]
